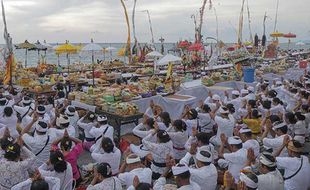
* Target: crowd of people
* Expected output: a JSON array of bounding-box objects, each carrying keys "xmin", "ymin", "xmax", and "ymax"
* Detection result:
[{"xmin": 0, "ymin": 72, "xmax": 310, "ymax": 190}]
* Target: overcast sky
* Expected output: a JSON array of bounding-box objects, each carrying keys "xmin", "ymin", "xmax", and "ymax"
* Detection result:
[{"xmin": 1, "ymin": 0, "xmax": 309, "ymax": 44}]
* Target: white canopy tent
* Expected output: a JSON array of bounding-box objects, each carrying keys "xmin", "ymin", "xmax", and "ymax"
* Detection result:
[{"xmin": 156, "ymin": 54, "xmax": 182, "ymax": 66}]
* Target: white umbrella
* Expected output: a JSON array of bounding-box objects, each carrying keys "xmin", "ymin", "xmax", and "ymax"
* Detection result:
[
  {"xmin": 42, "ymin": 40, "xmax": 53, "ymax": 49},
  {"xmin": 146, "ymin": 51, "xmax": 163, "ymax": 57},
  {"xmin": 80, "ymin": 39, "xmax": 103, "ymax": 85},
  {"xmin": 156, "ymin": 54, "xmax": 182, "ymax": 66},
  {"xmin": 296, "ymin": 42, "xmax": 305, "ymax": 46}
]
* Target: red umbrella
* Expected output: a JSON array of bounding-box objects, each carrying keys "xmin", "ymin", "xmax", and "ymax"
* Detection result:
[
  {"xmin": 188, "ymin": 42, "xmax": 204, "ymax": 51},
  {"xmin": 283, "ymin": 33, "xmax": 297, "ymax": 38},
  {"xmin": 227, "ymin": 46, "xmax": 235, "ymax": 51},
  {"xmin": 177, "ymin": 40, "xmax": 190, "ymax": 49},
  {"xmin": 283, "ymin": 33, "xmax": 297, "ymax": 49}
]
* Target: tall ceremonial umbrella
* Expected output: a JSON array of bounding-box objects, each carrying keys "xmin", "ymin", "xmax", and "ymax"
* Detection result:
[
  {"xmin": 55, "ymin": 41, "xmax": 78, "ymax": 74},
  {"xmin": 80, "ymin": 39, "xmax": 103, "ymax": 86},
  {"xmin": 34, "ymin": 40, "xmax": 47, "ymax": 64},
  {"xmin": 283, "ymin": 33, "xmax": 296, "ymax": 49},
  {"xmin": 17, "ymin": 40, "xmax": 36, "ymax": 68}
]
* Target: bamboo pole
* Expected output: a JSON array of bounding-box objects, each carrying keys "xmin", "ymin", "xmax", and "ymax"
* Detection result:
[{"xmin": 120, "ymin": 0, "xmax": 132, "ymax": 64}]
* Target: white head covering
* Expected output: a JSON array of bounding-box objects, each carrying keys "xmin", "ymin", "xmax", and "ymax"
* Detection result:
[
  {"xmin": 241, "ymin": 89, "xmax": 249, "ymax": 94},
  {"xmin": 35, "ymin": 120, "xmax": 48, "ymax": 133},
  {"xmin": 126, "ymin": 154, "xmax": 141, "ymax": 164},
  {"xmin": 212, "ymin": 94, "xmax": 221, "ymax": 101},
  {"xmin": 294, "ymin": 135, "xmax": 305, "ymax": 144},
  {"xmin": 232, "ymin": 90, "xmax": 240, "ymax": 96},
  {"xmin": 36, "ymin": 105, "xmax": 46, "ymax": 114},
  {"xmin": 22, "ymin": 97, "xmax": 32, "ymax": 105},
  {"xmin": 263, "ymin": 80, "xmax": 269, "ymax": 84},
  {"xmin": 272, "ymin": 122, "xmax": 286, "ymax": 131},
  {"xmin": 228, "ymin": 136, "xmax": 242, "ymax": 145},
  {"xmin": 97, "ymin": 115, "xmax": 107, "ymax": 122},
  {"xmin": 239, "ymin": 172, "xmax": 258, "ymax": 189},
  {"xmin": 56, "ymin": 115, "xmax": 70, "ymax": 126},
  {"xmin": 172, "ymin": 164, "xmax": 189, "ymax": 176},
  {"xmin": 259, "ymin": 153, "xmax": 276, "ymax": 167},
  {"xmin": 65, "ymin": 106, "xmax": 76, "ymax": 117},
  {"xmin": 239, "ymin": 127, "xmax": 252, "ymax": 134},
  {"xmin": 196, "ymin": 148, "xmax": 213, "ymax": 163},
  {"xmin": 248, "ymin": 86, "xmax": 254, "ymax": 92}
]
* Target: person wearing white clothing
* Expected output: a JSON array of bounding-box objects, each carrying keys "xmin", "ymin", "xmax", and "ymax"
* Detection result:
[
  {"xmin": 91, "ymin": 137, "xmax": 121, "ymax": 175},
  {"xmin": 256, "ymin": 153, "xmax": 284, "ymax": 190},
  {"xmin": 218, "ymin": 136, "xmax": 248, "ymax": 182},
  {"xmin": 0, "ymin": 144, "xmax": 36, "ymax": 189},
  {"xmin": 262, "ymin": 122, "xmax": 291, "ymax": 157},
  {"xmin": 184, "ymin": 129, "xmax": 217, "ymax": 161},
  {"xmin": 223, "ymin": 90, "xmax": 242, "ymax": 112},
  {"xmin": 65, "ymin": 106, "xmax": 80, "ymax": 134},
  {"xmin": 180, "ymin": 148, "xmax": 217, "ymax": 190},
  {"xmin": 204, "ymin": 93, "xmax": 221, "ymax": 112},
  {"xmin": 77, "ymin": 113, "xmax": 96, "ymax": 150},
  {"xmin": 274, "ymin": 137, "xmax": 310, "ymax": 190},
  {"xmin": 118, "ymin": 153, "xmax": 152, "ymax": 189},
  {"xmin": 13, "ymin": 96, "xmax": 34, "ymax": 129},
  {"xmin": 130, "ymin": 118, "xmax": 156, "ymax": 158},
  {"xmin": 0, "ymin": 106, "xmax": 19, "ymax": 138},
  {"xmin": 21, "ymin": 116, "xmax": 56, "ymax": 169},
  {"xmin": 0, "ymin": 96, "xmax": 14, "ymax": 116},
  {"xmin": 239, "ymin": 127, "xmax": 260, "ymax": 157},
  {"xmin": 166, "ymin": 120, "xmax": 188, "ymax": 160},
  {"xmin": 38, "ymin": 150, "xmax": 73, "ymax": 190},
  {"xmin": 153, "ymin": 163, "xmax": 201, "ymax": 190},
  {"xmin": 196, "ymin": 103, "xmax": 215, "ymax": 133},
  {"xmin": 11, "ymin": 176, "xmax": 60, "ymax": 190},
  {"xmin": 142, "ymin": 130, "xmax": 174, "ymax": 180},
  {"xmin": 210, "ymin": 106, "xmax": 234, "ymax": 146},
  {"xmin": 49, "ymin": 115, "xmax": 76, "ymax": 137},
  {"xmin": 89, "ymin": 115, "xmax": 114, "ymax": 152},
  {"xmin": 87, "ymin": 163, "xmax": 122, "ymax": 190},
  {"xmin": 270, "ymin": 98, "xmax": 285, "ymax": 115}
]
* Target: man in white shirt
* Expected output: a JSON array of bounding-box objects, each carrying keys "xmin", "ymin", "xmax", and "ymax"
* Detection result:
[
  {"xmin": 13, "ymin": 96, "xmax": 34, "ymax": 129},
  {"xmin": 244, "ymin": 86, "xmax": 256, "ymax": 101},
  {"xmin": 257, "ymin": 153, "xmax": 284, "ymax": 190},
  {"xmin": 239, "ymin": 127, "xmax": 260, "ymax": 157},
  {"xmin": 50, "ymin": 115, "xmax": 76, "ymax": 137},
  {"xmin": 180, "ymin": 147, "xmax": 217, "ymax": 190},
  {"xmin": 218, "ymin": 135, "xmax": 248, "ymax": 182},
  {"xmin": 224, "ymin": 90, "xmax": 242, "ymax": 111},
  {"xmin": 65, "ymin": 106, "xmax": 79, "ymax": 131},
  {"xmin": 275, "ymin": 138, "xmax": 310, "ymax": 190},
  {"xmin": 204, "ymin": 94, "xmax": 221, "ymax": 112},
  {"xmin": 153, "ymin": 163, "xmax": 201, "ymax": 190},
  {"xmin": 21, "ymin": 115, "xmax": 55, "ymax": 168},
  {"xmin": 210, "ymin": 107, "xmax": 234, "ymax": 146},
  {"xmin": 118, "ymin": 153, "xmax": 152, "ymax": 189},
  {"xmin": 262, "ymin": 121, "xmax": 291, "ymax": 157}
]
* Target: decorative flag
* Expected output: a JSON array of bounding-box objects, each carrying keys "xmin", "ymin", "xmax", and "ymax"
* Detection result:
[
  {"xmin": 166, "ymin": 62, "xmax": 173, "ymax": 81},
  {"xmin": 1, "ymin": 0, "xmax": 14, "ymax": 85}
]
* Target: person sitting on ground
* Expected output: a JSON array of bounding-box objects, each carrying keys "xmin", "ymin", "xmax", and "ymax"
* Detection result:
[
  {"xmin": 51, "ymin": 129, "xmax": 83, "ymax": 186},
  {"xmin": 180, "ymin": 147, "xmax": 217, "ymax": 190},
  {"xmin": 118, "ymin": 152, "xmax": 152, "ymax": 189},
  {"xmin": 11, "ymin": 170, "xmax": 61, "ymax": 190},
  {"xmin": 91, "ymin": 137, "xmax": 121, "ymax": 176},
  {"xmin": 87, "ymin": 162, "xmax": 122, "ymax": 190},
  {"xmin": 89, "ymin": 115, "xmax": 114, "ymax": 152},
  {"xmin": 38, "ymin": 150, "xmax": 73, "ymax": 190}
]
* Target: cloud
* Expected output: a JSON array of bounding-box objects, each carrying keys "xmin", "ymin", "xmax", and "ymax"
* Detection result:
[{"xmin": 0, "ymin": 0, "xmax": 308, "ymax": 43}]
